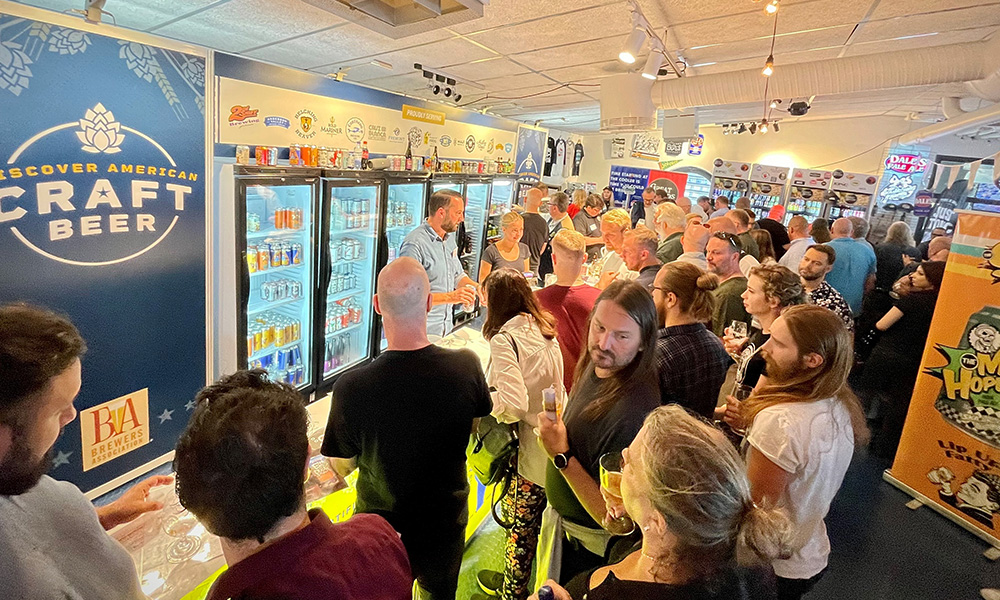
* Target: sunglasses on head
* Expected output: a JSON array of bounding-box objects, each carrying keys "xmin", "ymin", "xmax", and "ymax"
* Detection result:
[{"xmin": 712, "ymin": 232, "xmax": 742, "ymax": 250}]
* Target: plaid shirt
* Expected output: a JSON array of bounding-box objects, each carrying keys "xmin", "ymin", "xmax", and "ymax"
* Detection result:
[
  {"xmin": 655, "ymin": 323, "xmax": 733, "ymax": 420},
  {"xmin": 808, "ymin": 281, "xmax": 855, "ymax": 332}
]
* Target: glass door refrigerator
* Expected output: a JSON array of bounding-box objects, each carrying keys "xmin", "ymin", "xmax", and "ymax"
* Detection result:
[
  {"xmin": 378, "ymin": 175, "xmax": 431, "ymax": 352},
  {"xmin": 463, "ymin": 176, "xmax": 492, "ymax": 282},
  {"xmin": 317, "ymin": 173, "xmax": 382, "ymax": 393},
  {"xmin": 487, "ymin": 176, "xmax": 517, "ymax": 244},
  {"xmin": 235, "ymin": 168, "xmax": 319, "ymax": 393}
]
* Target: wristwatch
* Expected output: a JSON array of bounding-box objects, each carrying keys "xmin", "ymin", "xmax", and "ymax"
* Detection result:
[{"xmin": 553, "ymin": 450, "xmax": 573, "ymax": 470}]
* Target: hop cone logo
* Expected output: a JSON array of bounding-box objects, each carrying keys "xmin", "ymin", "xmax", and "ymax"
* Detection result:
[
  {"xmin": 180, "ymin": 58, "xmax": 205, "ymax": 88},
  {"xmin": 0, "ymin": 41, "xmax": 33, "ymax": 96},
  {"xmin": 77, "ymin": 103, "xmax": 126, "ymax": 154},
  {"xmin": 119, "ymin": 41, "xmax": 156, "ymax": 82},
  {"xmin": 47, "ymin": 28, "xmax": 91, "ymax": 55}
]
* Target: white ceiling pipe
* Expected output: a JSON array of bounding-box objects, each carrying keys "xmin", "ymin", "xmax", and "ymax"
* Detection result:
[
  {"xmin": 899, "ymin": 101, "xmax": 1000, "ymax": 145},
  {"xmin": 650, "ymin": 41, "xmax": 994, "ymax": 110},
  {"xmin": 941, "ymin": 97, "xmax": 967, "ymax": 119}
]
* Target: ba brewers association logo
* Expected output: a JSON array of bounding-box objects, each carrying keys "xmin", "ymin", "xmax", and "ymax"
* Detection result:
[
  {"xmin": 0, "ymin": 103, "xmax": 194, "ymax": 266},
  {"xmin": 80, "ymin": 388, "xmax": 151, "ymax": 471}
]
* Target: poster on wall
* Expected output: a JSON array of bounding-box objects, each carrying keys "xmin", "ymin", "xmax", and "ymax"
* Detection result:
[
  {"xmin": 0, "ymin": 13, "xmax": 206, "ymax": 492},
  {"xmin": 876, "ymin": 147, "xmax": 931, "ymax": 211},
  {"xmin": 888, "ymin": 211, "xmax": 1000, "ymax": 544},
  {"xmin": 647, "ymin": 170, "xmax": 688, "ymax": 202},
  {"xmin": 514, "ymin": 124, "xmax": 547, "ymax": 182},
  {"xmin": 631, "ymin": 132, "xmax": 661, "ymax": 161},
  {"xmin": 609, "ymin": 165, "xmax": 650, "ymax": 207},
  {"xmin": 218, "ymin": 77, "xmax": 516, "ymax": 164}
]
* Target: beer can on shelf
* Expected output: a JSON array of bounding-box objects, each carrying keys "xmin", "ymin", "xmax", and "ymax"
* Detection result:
[
  {"xmin": 247, "ymin": 246, "xmax": 258, "ymax": 273},
  {"xmin": 289, "ymin": 144, "xmax": 301, "ymax": 167},
  {"xmin": 291, "ymin": 280, "xmax": 302, "ymax": 298},
  {"xmin": 257, "ymin": 245, "xmax": 270, "ymax": 271},
  {"xmin": 267, "ymin": 147, "xmax": 278, "ymax": 166},
  {"xmin": 319, "ymin": 147, "xmax": 329, "ymax": 167},
  {"xmin": 236, "ymin": 145, "xmax": 250, "ymax": 165},
  {"xmin": 255, "ymin": 146, "xmax": 267, "ymax": 166},
  {"xmin": 261, "ymin": 281, "xmax": 273, "ymax": 302},
  {"xmin": 275, "ymin": 324, "xmax": 286, "ymax": 347},
  {"xmin": 274, "ymin": 207, "xmax": 285, "ymax": 229}
]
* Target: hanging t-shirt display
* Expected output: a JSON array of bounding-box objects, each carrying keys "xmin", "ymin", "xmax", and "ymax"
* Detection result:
[
  {"xmin": 543, "ymin": 137, "xmax": 556, "ymax": 177},
  {"xmin": 555, "ymin": 139, "xmax": 567, "ymax": 177},
  {"xmin": 563, "ymin": 139, "xmax": 573, "ymax": 178},
  {"xmin": 572, "ymin": 141, "xmax": 585, "ymax": 176}
]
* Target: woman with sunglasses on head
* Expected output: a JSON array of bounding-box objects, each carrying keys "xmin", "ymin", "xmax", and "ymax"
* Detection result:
[{"xmin": 529, "ymin": 405, "xmax": 790, "ymax": 600}]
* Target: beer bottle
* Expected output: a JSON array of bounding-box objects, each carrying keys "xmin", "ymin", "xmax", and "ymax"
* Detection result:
[
  {"xmin": 431, "ymin": 145, "xmax": 439, "ymax": 172},
  {"xmin": 405, "ymin": 139, "xmax": 413, "ymax": 171}
]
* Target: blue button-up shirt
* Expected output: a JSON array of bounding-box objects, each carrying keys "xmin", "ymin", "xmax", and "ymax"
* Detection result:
[{"xmin": 399, "ymin": 221, "xmax": 467, "ymax": 337}]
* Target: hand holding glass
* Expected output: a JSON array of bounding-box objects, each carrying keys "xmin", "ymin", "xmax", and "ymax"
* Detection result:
[{"xmin": 599, "ymin": 451, "xmax": 635, "ymax": 536}]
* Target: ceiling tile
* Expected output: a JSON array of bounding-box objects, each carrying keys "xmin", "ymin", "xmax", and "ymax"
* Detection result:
[
  {"xmin": 246, "ymin": 23, "xmax": 454, "ymax": 70},
  {"xmin": 853, "ymin": 6, "xmax": 1000, "ymax": 43},
  {"xmin": 869, "ymin": 0, "xmax": 1000, "ymax": 20},
  {"xmin": 153, "ymin": 0, "xmax": 346, "ymax": 53},
  {"xmin": 544, "ymin": 60, "xmax": 637, "ymax": 83},
  {"xmin": 477, "ymin": 71, "xmax": 558, "ymax": 91},
  {"xmin": 688, "ymin": 47, "xmax": 843, "ymax": 75},
  {"xmin": 443, "ymin": 57, "xmax": 529, "ymax": 80},
  {"xmin": 844, "ymin": 27, "xmax": 995, "ymax": 55},
  {"xmin": 512, "ymin": 36, "xmax": 624, "ymax": 72},
  {"xmin": 466, "ymin": 4, "xmax": 631, "ymax": 55},
  {"xmin": 448, "ymin": 0, "xmax": 616, "ymax": 35},
  {"xmin": 504, "ymin": 92, "xmax": 593, "ymax": 108},
  {"xmin": 15, "ymin": 0, "xmax": 220, "ymax": 31},
  {"xmin": 325, "ymin": 62, "xmax": 402, "ymax": 81},
  {"xmin": 681, "ymin": 26, "xmax": 852, "ymax": 63}
]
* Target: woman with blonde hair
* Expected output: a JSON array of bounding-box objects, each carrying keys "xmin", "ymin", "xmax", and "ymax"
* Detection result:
[
  {"xmin": 568, "ymin": 189, "xmax": 587, "ymax": 218},
  {"xmin": 532, "ymin": 404, "xmax": 790, "ymax": 600},
  {"xmin": 481, "ymin": 211, "xmax": 530, "ymax": 283},
  {"xmin": 729, "ymin": 305, "xmax": 869, "ymax": 600},
  {"xmin": 481, "ymin": 267, "xmax": 565, "ymax": 600}
]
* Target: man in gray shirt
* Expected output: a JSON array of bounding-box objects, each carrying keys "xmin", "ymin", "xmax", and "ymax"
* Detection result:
[
  {"xmin": 0, "ymin": 304, "xmax": 168, "ymax": 600},
  {"xmin": 400, "ymin": 189, "xmax": 479, "ymax": 337}
]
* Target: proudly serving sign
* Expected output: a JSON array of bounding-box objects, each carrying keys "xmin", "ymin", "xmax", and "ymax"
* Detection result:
[{"xmin": 0, "ymin": 12, "xmax": 207, "ymax": 492}]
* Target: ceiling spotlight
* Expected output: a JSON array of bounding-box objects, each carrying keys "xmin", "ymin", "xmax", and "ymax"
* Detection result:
[
  {"xmin": 773, "ymin": 122, "xmax": 780, "ymax": 132},
  {"xmin": 454, "ymin": 93, "xmax": 462, "ymax": 102},
  {"xmin": 762, "ymin": 54, "xmax": 774, "ymax": 77},
  {"xmin": 769, "ymin": 99, "xmax": 782, "ymax": 109},
  {"xmin": 619, "ymin": 28, "xmax": 646, "ymax": 64},
  {"xmin": 430, "ymin": 83, "xmax": 441, "ymax": 95},
  {"xmin": 444, "ymin": 87, "xmax": 453, "ymax": 98},
  {"xmin": 737, "ymin": 123, "xmax": 747, "ymax": 134},
  {"xmin": 760, "ymin": 120, "xmax": 769, "ymax": 134},
  {"xmin": 749, "ymin": 122, "xmax": 758, "ymax": 135},
  {"xmin": 765, "ymin": 0, "xmax": 779, "ymax": 14},
  {"xmin": 641, "ymin": 50, "xmax": 664, "ymax": 80}
]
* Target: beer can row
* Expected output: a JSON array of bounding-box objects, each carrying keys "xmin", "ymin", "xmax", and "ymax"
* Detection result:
[
  {"xmin": 247, "ymin": 212, "xmax": 262, "ymax": 233},
  {"xmin": 274, "ymin": 206, "xmax": 303, "ymax": 230},
  {"xmin": 249, "ymin": 346, "xmax": 305, "ymax": 385},
  {"xmin": 244, "ymin": 146, "xmax": 278, "ymax": 166},
  {"xmin": 328, "ymin": 267, "xmax": 357, "ymax": 296},
  {"xmin": 247, "ymin": 313, "xmax": 302, "ymax": 356},
  {"xmin": 331, "ymin": 238, "xmax": 364, "ymax": 262},
  {"xmin": 326, "ymin": 297, "xmax": 363, "ymax": 334},
  {"xmin": 247, "ymin": 241, "xmax": 302, "ymax": 273},
  {"xmin": 324, "ymin": 334, "xmax": 352, "ymax": 374},
  {"xmin": 290, "ymin": 145, "xmax": 352, "ymax": 169},
  {"xmin": 260, "ymin": 278, "xmax": 303, "ymax": 303},
  {"xmin": 386, "ymin": 211, "xmax": 414, "ymax": 228},
  {"xmin": 332, "ymin": 198, "xmax": 372, "ymax": 231},
  {"xmin": 387, "ymin": 155, "xmax": 425, "ymax": 172}
]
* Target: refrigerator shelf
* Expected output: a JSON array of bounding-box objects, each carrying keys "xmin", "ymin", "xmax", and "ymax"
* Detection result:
[
  {"xmin": 249, "ymin": 263, "xmax": 304, "ymax": 277},
  {"xmin": 386, "ymin": 225, "xmax": 416, "ymax": 233},
  {"xmin": 324, "ymin": 320, "xmax": 365, "ymax": 339},
  {"xmin": 249, "ymin": 295, "xmax": 305, "ymax": 315},
  {"xmin": 249, "ymin": 338, "xmax": 302, "ymax": 362},
  {"xmin": 322, "ymin": 353, "xmax": 365, "ymax": 378},
  {"xmin": 247, "ymin": 229, "xmax": 305, "ymax": 241},
  {"xmin": 325, "ymin": 287, "xmax": 363, "ymax": 303}
]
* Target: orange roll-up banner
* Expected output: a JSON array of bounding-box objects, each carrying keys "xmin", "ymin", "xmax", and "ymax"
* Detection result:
[{"xmin": 887, "ymin": 210, "xmax": 1000, "ymax": 545}]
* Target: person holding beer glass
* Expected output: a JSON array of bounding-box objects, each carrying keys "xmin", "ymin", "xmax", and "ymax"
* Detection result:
[
  {"xmin": 718, "ymin": 265, "xmax": 806, "ymax": 432},
  {"xmin": 530, "ymin": 405, "xmax": 790, "ymax": 600},
  {"xmin": 479, "ymin": 268, "xmax": 565, "ymax": 600}
]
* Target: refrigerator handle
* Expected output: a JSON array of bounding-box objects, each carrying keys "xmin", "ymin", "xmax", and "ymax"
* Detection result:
[
  {"xmin": 320, "ymin": 223, "xmax": 332, "ymax": 296},
  {"xmin": 240, "ymin": 250, "xmax": 250, "ymax": 309}
]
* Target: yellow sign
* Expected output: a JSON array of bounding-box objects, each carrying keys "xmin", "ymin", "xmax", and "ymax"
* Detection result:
[
  {"xmin": 402, "ymin": 104, "xmax": 446, "ymax": 126},
  {"xmin": 80, "ymin": 388, "xmax": 150, "ymax": 471}
]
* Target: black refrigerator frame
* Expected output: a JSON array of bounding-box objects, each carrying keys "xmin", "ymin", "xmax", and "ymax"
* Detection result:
[{"xmin": 234, "ymin": 166, "xmax": 323, "ymax": 399}]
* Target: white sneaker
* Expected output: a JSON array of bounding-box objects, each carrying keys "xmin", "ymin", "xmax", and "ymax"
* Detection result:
[{"xmin": 981, "ymin": 589, "xmax": 1000, "ymax": 600}]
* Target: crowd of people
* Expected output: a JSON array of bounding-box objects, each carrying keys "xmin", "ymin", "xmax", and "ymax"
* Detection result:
[{"xmin": 0, "ymin": 186, "xmax": 952, "ymax": 600}]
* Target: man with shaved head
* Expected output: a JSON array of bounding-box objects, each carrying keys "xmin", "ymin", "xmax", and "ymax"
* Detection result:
[
  {"xmin": 778, "ymin": 215, "xmax": 814, "ymax": 270},
  {"xmin": 825, "ymin": 217, "xmax": 877, "ymax": 315},
  {"xmin": 322, "ymin": 257, "xmax": 491, "ymax": 600}
]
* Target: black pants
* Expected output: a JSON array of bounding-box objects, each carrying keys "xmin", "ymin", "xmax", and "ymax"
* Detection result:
[
  {"xmin": 398, "ymin": 505, "xmax": 469, "ymax": 600},
  {"xmin": 776, "ymin": 569, "xmax": 826, "ymax": 600}
]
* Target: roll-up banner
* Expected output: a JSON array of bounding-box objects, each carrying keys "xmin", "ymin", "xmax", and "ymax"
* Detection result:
[
  {"xmin": 0, "ymin": 7, "xmax": 207, "ymax": 493},
  {"xmin": 887, "ymin": 210, "xmax": 1000, "ymax": 546},
  {"xmin": 515, "ymin": 124, "xmax": 547, "ymax": 182}
]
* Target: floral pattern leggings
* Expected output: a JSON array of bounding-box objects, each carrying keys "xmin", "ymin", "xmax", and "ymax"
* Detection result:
[{"xmin": 500, "ymin": 473, "xmax": 547, "ymax": 600}]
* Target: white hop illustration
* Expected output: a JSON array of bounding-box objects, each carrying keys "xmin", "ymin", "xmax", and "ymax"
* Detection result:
[
  {"xmin": 0, "ymin": 41, "xmax": 34, "ymax": 96},
  {"xmin": 48, "ymin": 28, "xmax": 91, "ymax": 55},
  {"xmin": 180, "ymin": 57, "xmax": 205, "ymax": 88},
  {"xmin": 119, "ymin": 41, "xmax": 156, "ymax": 82},
  {"xmin": 76, "ymin": 103, "xmax": 126, "ymax": 154}
]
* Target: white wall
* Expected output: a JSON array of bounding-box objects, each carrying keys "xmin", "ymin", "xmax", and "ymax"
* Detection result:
[{"xmin": 572, "ymin": 115, "xmax": 1000, "ymax": 189}]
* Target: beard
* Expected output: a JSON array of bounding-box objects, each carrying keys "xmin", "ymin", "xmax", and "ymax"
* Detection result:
[
  {"xmin": 590, "ymin": 345, "xmax": 628, "ymax": 371},
  {"xmin": 799, "ymin": 270, "xmax": 823, "ymax": 281},
  {"xmin": 762, "ymin": 351, "xmax": 804, "ymax": 384},
  {"xmin": 441, "ymin": 217, "xmax": 458, "ymax": 233},
  {"xmin": 0, "ymin": 430, "xmax": 53, "ymax": 496}
]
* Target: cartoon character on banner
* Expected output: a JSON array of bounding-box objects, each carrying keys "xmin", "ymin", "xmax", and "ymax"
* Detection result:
[
  {"xmin": 984, "ymin": 242, "xmax": 1000, "ymax": 285},
  {"xmin": 878, "ymin": 174, "xmax": 919, "ymax": 209},
  {"xmin": 928, "ymin": 467, "xmax": 1000, "ymax": 529}
]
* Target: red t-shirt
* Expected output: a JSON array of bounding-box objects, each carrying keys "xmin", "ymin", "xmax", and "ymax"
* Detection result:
[
  {"xmin": 208, "ymin": 510, "xmax": 413, "ymax": 600},
  {"xmin": 535, "ymin": 284, "xmax": 602, "ymax": 391},
  {"xmin": 567, "ymin": 204, "xmax": 581, "ymax": 218}
]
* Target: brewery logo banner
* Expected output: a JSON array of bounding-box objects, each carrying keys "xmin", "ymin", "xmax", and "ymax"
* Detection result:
[
  {"xmin": 0, "ymin": 13, "xmax": 206, "ymax": 492},
  {"xmin": 890, "ymin": 211, "xmax": 1000, "ymax": 542}
]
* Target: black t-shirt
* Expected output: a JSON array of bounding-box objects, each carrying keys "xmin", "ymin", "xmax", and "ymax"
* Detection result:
[
  {"xmin": 573, "ymin": 142, "xmax": 585, "ymax": 176},
  {"xmin": 756, "ymin": 218, "xmax": 790, "ymax": 260},
  {"xmin": 322, "ymin": 345, "xmax": 491, "ymax": 532},
  {"xmin": 875, "ymin": 242, "xmax": 909, "ymax": 291},
  {"xmin": 544, "ymin": 137, "xmax": 556, "ymax": 176},
  {"xmin": 521, "ymin": 212, "xmax": 549, "ymax": 274},
  {"xmin": 565, "ymin": 563, "xmax": 777, "ymax": 600},
  {"xmin": 736, "ymin": 329, "xmax": 769, "ymax": 389},
  {"xmin": 545, "ymin": 369, "xmax": 660, "ymax": 528},
  {"xmin": 879, "ymin": 291, "xmax": 940, "ymax": 363}
]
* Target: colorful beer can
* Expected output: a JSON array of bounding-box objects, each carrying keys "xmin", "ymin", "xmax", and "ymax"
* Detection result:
[
  {"xmin": 236, "ymin": 145, "xmax": 250, "ymax": 165},
  {"xmin": 289, "ymin": 144, "xmax": 301, "ymax": 167},
  {"xmin": 247, "ymin": 246, "xmax": 257, "ymax": 273}
]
